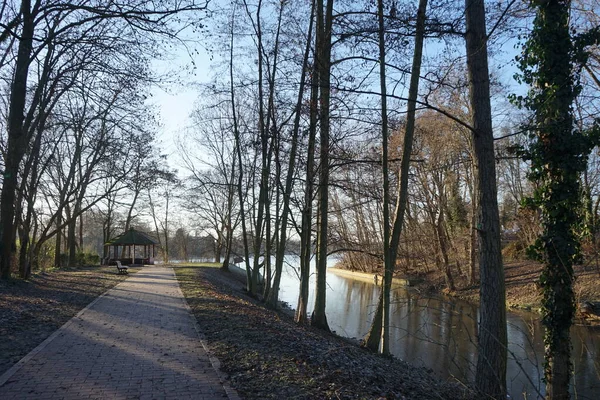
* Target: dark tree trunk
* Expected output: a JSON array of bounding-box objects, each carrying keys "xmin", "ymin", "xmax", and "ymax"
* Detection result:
[
  {"xmin": 0, "ymin": 0, "xmax": 35, "ymax": 279},
  {"xmin": 311, "ymin": 0, "xmax": 334, "ymax": 332},
  {"xmin": 465, "ymin": 0, "xmax": 507, "ymax": 398},
  {"xmin": 54, "ymin": 213, "xmax": 63, "ymax": 268},
  {"xmin": 227, "ymin": 9, "xmax": 252, "ymax": 291},
  {"xmin": 296, "ymin": 1, "xmax": 320, "ymax": 324},
  {"xmin": 67, "ymin": 213, "xmax": 77, "ymax": 268},
  {"xmin": 377, "ymin": 0, "xmax": 393, "ymax": 355},
  {"xmin": 297, "ymin": 60, "xmax": 318, "ymax": 324}
]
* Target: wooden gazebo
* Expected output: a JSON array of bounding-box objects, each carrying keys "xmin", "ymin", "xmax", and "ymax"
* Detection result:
[{"xmin": 103, "ymin": 228, "xmax": 158, "ymax": 266}]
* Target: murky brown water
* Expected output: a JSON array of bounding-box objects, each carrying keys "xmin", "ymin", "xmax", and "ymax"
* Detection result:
[{"xmin": 275, "ymin": 258, "xmax": 600, "ymax": 399}]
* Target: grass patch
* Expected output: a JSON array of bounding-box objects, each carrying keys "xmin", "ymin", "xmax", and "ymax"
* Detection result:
[{"xmin": 171, "ymin": 262, "xmax": 221, "ymax": 268}]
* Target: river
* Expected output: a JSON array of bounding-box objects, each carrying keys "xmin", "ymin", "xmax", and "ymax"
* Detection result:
[{"xmin": 271, "ymin": 256, "xmax": 600, "ymax": 399}]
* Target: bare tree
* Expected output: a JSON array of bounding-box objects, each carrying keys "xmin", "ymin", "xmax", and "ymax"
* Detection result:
[
  {"xmin": 364, "ymin": 0, "xmax": 428, "ymax": 353},
  {"xmin": 0, "ymin": 0, "xmax": 209, "ymax": 279}
]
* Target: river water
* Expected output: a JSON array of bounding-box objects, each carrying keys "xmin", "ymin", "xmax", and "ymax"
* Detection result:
[{"xmin": 272, "ymin": 256, "xmax": 600, "ymax": 399}]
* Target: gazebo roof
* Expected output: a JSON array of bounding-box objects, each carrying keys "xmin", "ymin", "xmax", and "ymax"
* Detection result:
[{"xmin": 106, "ymin": 228, "xmax": 158, "ymax": 246}]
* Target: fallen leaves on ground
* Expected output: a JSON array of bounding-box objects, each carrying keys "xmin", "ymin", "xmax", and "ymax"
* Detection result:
[
  {"xmin": 176, "ymin": 266, "xmax": 474, "ymax": 400},
  {"xmin": 0, "ymin": 266, "xmax": 135, "ymax": 375}
]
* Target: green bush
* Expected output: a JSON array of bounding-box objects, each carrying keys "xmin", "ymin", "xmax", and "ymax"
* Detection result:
[
  {"xmin": 59, "ymin": 253, "xmax": 69, "ymax": 268},
  {"xmin": 76, "ymin": 252, "xmax": 100, "ymax": 266}
]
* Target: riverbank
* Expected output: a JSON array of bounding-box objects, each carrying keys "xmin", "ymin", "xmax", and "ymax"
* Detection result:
[
  {"xmin": 342, "ymin": 260, "xmax": 600, "ymax": 322},
  {"xmin": 176, "ymin": 265, "xmax": 475, "ymax": 400},
  {"xmin": 328, "ymin": 267, "xmax": 413, "ymax": 286},
  {"xmin": 0, "ymin": 266, "xmax": 138, "ymax": 376},
  {"xmin": 443, "ymin": 261, "xmax": 600, "ymax": 318}
]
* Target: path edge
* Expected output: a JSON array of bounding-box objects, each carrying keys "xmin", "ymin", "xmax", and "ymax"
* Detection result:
[
  {"xmin": 0, "ymin": 274, "xmax": 127, "ymax": 388},
  {"xmin": 170, "ymin": 267, "xmax": 242, "ymax": 400}
]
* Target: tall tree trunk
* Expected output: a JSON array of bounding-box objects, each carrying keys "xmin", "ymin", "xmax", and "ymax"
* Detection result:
[
  {"xmin": 18, "ymin": 117, "xmax": 46, "ymax": 279},
  {"xmin": 67, "ymin": 211, "xmax": 77, "ymax": 267},
  {"xmin": 228, "ymin": 6, "xmax": 252, "ymax": 288},
  {"xmin": 0, "ymin": 0, "xmax": 35, "ymax": 279},
  {"xmin": 364, "ymin": 0, "xmax": 428, "ymax": 352},
  {"xmin": 54, "ymin": 213, "xmax": 62, "ymax": 268},
  {"xmin": 465, "ymin": 0, "xmax": 507, "ymax": 398},
  {"xmin": 244, "ymin": 0, "xmax": 267, "ymax": 296},
  {"xmin": 221, "ymin": 153, "xmax": 237, "ymax": 272},
  {"xmin": 311, "ymin": 0, "xmax": 334, "ymax": 332},
  {"xmin": 16, "ymin": 33, "xmax": 56, "ymax": 278},
  {"xmin": 261, "ymin": 1, "xmax": 285, "ymax": 303},
  {"xmin": 268, "ymin": 1, "xmax": 314, "ymax": 310},
  {"xmin": 297, "ymin": 58, "xmax": 319, "ymax": 324},
  {"xmin": 377, "ymin": 0, "xmax": 392, "ymax": 355},
  {"xmin": 297, "ymin": 0, "xmax": 321, "ymax": 325}
]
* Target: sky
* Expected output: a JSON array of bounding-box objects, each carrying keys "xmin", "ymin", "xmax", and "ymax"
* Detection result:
[
  {"xmin": 148, "ymin": 44, "xmax": 216, "ymax": 172},
  {"xmin": 147, "ymin": 3, "xmax": 526, "ymax": 176},
  {"xmin": 151, "ymin": 85, "xmax": 198, "ymax": 156}
]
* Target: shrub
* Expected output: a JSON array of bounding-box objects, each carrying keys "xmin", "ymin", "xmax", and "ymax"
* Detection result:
[{"xmin": 76, "ymin": 252, "xmax": 100, "ymax": 267}]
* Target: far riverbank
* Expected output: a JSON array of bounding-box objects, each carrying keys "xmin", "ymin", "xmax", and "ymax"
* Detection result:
[{"xmin": 337, "ymin": 261, "xmax": 600, "ymax": 321}]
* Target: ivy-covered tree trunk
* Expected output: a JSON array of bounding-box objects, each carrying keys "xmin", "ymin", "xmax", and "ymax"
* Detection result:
[
  {"xmin": 516, "ymin": 1, "xmax": 593, "ymax": 398},
  {"xmin": 464, "ymin": 0, "xmax": 507, "ymax": 398}
]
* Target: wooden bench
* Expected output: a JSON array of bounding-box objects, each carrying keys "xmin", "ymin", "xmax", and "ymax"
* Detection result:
[{"xmin": 116, "ymin": 261, "xmax": 128, "ymax": 275}]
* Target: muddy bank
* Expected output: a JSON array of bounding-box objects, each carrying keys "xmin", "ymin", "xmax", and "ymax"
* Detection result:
[{"xmin": 176, "ymin": 265, "xmax": 475, "ymax": 400}]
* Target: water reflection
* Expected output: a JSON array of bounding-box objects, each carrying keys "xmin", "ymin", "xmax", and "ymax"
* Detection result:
[{"xmin": 274, "ymin": 257, "xmax": 600, "ymax": 399}]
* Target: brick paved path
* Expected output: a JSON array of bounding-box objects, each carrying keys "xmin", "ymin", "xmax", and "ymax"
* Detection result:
[{"xmin": 0, "ymin": 266, "xmax": 238, "ymax": 400}]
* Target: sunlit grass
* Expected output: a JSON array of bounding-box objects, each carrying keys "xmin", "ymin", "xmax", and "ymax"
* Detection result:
[{"xmin": 169, "ymin": 262, "xmax": 221, "ymax": 268}]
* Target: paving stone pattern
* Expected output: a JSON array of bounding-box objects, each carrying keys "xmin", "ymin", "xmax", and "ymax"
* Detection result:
[{"xmin": 0, "ymin": 266, "xmax": 235, "ymax": 400}]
